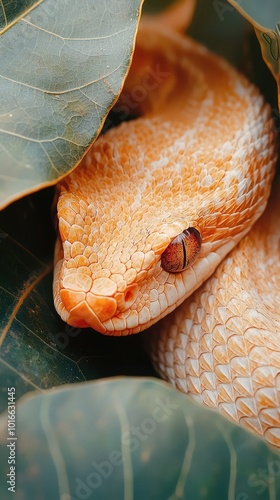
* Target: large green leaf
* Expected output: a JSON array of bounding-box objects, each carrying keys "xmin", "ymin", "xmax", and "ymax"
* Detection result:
[
  {"xmin": 0, "ymin": 378, "xmax": 279, "ymax": 499},
  {"xmin": 0, "ymin": 0, "xmax": 143, "ymax": 209},
  {"xmin": 0, "ymin": 0, "xmax": 43, "ymax": 34}
]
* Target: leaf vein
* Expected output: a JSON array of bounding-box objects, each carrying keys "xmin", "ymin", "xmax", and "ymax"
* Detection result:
[
  {"xmin": 0, "ymin": 128, "xmax": 84, "ymax": 147},
  {"xmin": 0, "ymin": 0, "xmax": 7, "ymax": 27},
  {"xmin": 0, "ymin": 65, "xmax": 122, "ymax": 95},
  {"xmin": 21, "ymin": 19, "xmax": 131, "ymax": 41},
  {"xmin": 0, "ymin": 358, "xmax": 42, "ymax": 392},
  {"xmin": 0, "ymin": 263, "xmax": 52, "ymax": 348}
]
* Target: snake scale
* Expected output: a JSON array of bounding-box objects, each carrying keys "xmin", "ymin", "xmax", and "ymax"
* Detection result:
[{"xmin": 53, "ymin": 3, "xmax": 279, "ymax": 446}]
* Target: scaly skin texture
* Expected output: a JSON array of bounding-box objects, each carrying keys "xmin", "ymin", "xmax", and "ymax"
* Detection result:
[
  {"xmin": 54, "ymin": 20, "xmax": 276, "ymax": 333},
  {"xmin": 148, "ymin": 181, "xmax": 280, "ymax": 447},
  {"xmin": 53, "ymin": 13, "xmax": 278, "ymax": 442}
]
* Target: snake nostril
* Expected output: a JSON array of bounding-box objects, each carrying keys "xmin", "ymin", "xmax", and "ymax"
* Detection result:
[
  {"xmin": 117, "ymin": 284, "xmax": 138, "ymax": 312},
  {"xmin": 125, "ymin": 290, "xmax": 133, "ymax": 302}
]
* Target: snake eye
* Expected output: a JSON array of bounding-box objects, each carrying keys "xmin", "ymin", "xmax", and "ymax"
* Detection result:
[{"xmin": 161, "ymin": 227, "xmax": 202, "ymax": 273}]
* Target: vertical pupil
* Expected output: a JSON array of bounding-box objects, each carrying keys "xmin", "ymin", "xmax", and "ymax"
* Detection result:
[{"xmin": 181, "ymin": 234, "xmax": 187, "ymax": 269}]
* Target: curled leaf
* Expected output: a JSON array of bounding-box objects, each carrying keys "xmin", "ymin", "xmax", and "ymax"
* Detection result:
[{"xmin": 227, "ymin": 0, "xmax": 280, "ymax": 106}]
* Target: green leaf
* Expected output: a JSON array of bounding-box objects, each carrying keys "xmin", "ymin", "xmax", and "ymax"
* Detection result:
[
  {"xmin": 0, "ymin": 0, "xmax": 43, "ymax": 34},
  {"xmin": 0, "ymin": 378, "xmax": 279, "ymax": 499},
  {"xmin": 0, "ymin": 0, "xmax": 143, "ymax": 209},
  {"xmin": 227, "ymin": 0, "xmax": 280, "ymax": 105}
]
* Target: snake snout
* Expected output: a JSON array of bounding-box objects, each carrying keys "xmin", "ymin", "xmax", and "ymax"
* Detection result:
[{"xmin": 59, "ymin": 276, "xmax": 139, "ymax": 333}]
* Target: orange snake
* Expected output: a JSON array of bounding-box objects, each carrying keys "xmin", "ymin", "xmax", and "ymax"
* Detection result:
[{"xmin": 53, "ymin": 6, "xmax": 279, "ymax": 445}]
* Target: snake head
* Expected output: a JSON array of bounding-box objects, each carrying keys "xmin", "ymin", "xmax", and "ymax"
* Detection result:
[{"xmin": 53, "ymin": 201, "xmax": 205, "ymax": 334}]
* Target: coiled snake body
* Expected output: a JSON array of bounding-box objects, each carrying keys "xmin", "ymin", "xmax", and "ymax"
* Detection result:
[{"xmin": 53, "ymin": 10, "xmax": 279, "ymax": 445}]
